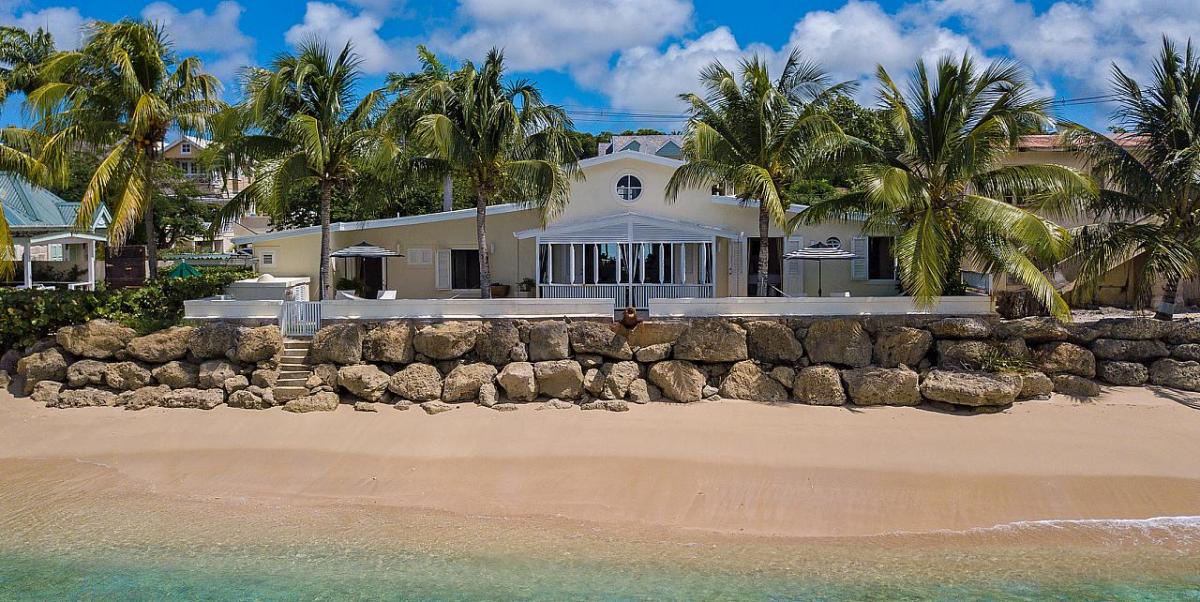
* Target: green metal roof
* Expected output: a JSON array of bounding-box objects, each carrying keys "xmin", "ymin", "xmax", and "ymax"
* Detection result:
[{"xmin": 0, "ymin": 174, "xmax": 110, "ymax": 232}]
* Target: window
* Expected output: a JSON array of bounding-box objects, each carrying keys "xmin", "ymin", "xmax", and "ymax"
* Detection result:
[
  {"xmin": 710, "ymin": 182, "xmax": 727, "ymax": 196},
  {"xmin": 407, "ymin": 248, "xmax": 433, "ymax": 265},
  {"xmin": 181, "ymin": 142, "xmax": 192, "ymax": 154},
  {"xmin": 868, "ymin": 237, "xmax": 895, "ymax": 280},
  {"xmin": 450, "ymin": 249, "xmax": 480, "ymax": 289},
  {"xmin": 825, "ymin": 236, "xmax": 842, "ymax": 249},
  {"xmin": 616, "ymin": 175, "xmax": 642, "ymax": 202},
  {"xmin": 260, "ymin": 251, "xmax": 276, "ymax": 267}
]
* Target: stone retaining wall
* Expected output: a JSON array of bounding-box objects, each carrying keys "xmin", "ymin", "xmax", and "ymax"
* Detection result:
[{"xmin": 5, "ymin": 315, "xmax": 1200, "ymax": 415}]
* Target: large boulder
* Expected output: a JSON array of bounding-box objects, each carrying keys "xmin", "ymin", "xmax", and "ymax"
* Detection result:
[
  {"xmin": 873, "ymin": 327, "xmax": 932, "ymax": 368},
  {"xmin": 528, "ymin": 321, "xmax": 570, "ymax": 361},
  {"xmin": 0, "ymin": 348, "xmax": 20, "ymax": 373},
  {"xmin": 647, "ymin": 360, "xmax": 705, "ymax": 402},
  {"xmin": 338, "ymin": 364, "xmax": 391, "ymax": 402},
  {"xmin": 622, "ymin": 321, "xmax": 688, "ymax": 348},
  {"xmin": 363, "ymin": 320, "xmax": 415, "ymax": 364},
  {"xmin": 52, "ymin": 387, "xmax": 117, "ymax": 408},
  {"xmin": 104, "ymin": 361, "xmax": 152, "ymax": 391},
  {"xmin": 993, "ymin": 317, "xmax": 1070, "ymax": 343},
  {"xmin": 497, "ymin": 362, "xmax": 538, "ymax": 401},
  {"xmin": 188, "ymin": 322, "xmax": 239, "ymax": 360},
  {"xmin": 161, "ymin": 387, "xmax": 225, "ymax": 410},
  {"xmin": 1018, "ymin": 371, "xmax": 1054, "ymax": 399},
  {"xmin": 1089, "ymin": 338, "xmax": 1169, "ymax": 362},
  {"xmin": 66, "ymin": 359, "xmax": 107, "ymax": 388},
  {"xmin": 474, "ymin": 320, "xmax": 520, "ymax": 365},
  {"xmin": 152, "ymin": 361, "xmax": 199, "ymax": 389},
  {"xmin": 718, "ymin": 361, "xmax": 788, "ymax": 402},
  {"xmin": 674, "ymin": 321, "xmax": 748, "ymax": 363},
  {"xmin": 414, "ymin": 322, "xmax": 480, "ymax": 360},
  {"xmin": 1171, "ymin": 344, "xmax": 1200, "ymax": 361},
  {"xmin": 627, "ymin": 378, "xmax": 654, "ymax": 403},
  {"xmin": 282, "ymin": 391, "xmax": 341, "ymax": 413},
  {"xmin": 926, "ymin": 317, "xmax": 991, "ymax": 339},
  {"xmin": 442, "ymin": 363, "xmax": 498, "ymax": 403},
  {"xmin": 569, "ymin": 322, "xmax": 633, "ymax": 360},
  {"xmin": 388, "ymin": 363, "xmax": 443, "ymax": 401},
  {"xmin": 804, "ymin": 319, "xmax": 872, "ymax": 367},
  {"xmin": 792, "ymin": 365, "xmax": 846, "ymax": 405},
  {"xmin": 198, "ymin": 360, "xmax": 239, "ymax": 390},
  {"xmin": 1052, "ymin": 374, "xmax": 1102, "ymax": 397},
  {"xmin": 841, "ymin": 366, "xmax": 920, "ymax": 406},
  {"xmin": 634, "ymin": 343, "xmax": 672, "ymax": 363},
  {"xmin": 1148, "ymin": 358, "xmax": 1200, "ymax": 392},
  {"xmin": 31, "ymin": 380, "xmax": 62, "ymax": 405},
  {"xmin": 1032, "ymin": 342, "xmax": 1096, "ymax": 377},
  {"xmin": 310, "ymin": 323, "xmax": 365, "ymax": 365},
  {"xmin": 227, "ymin": 388, "xmax": 273, "ymax": 410},
  {"xmin": 744, "ymin": 321, "xmax": 802, "ymax": 363},
  {"xmin": 1093, "ymin": 317, "xmax": 1173, "ymax": 341},
  {"xmin": 936, "ymin": 340, "xmax": 995, "ymax": 370},
  {"xmin": 601, "ymin": 361, "xmax": 641, "ymax": 400},
  {"xmin": 16, "ymin": 348, "xmax": 67, "ymax": 394},
  {"xmin": 532, "ymin": 360, "xmax": 584, "ymax": 399},
  {"xmin": 234, "ymin": 326, "xmax": 283, "ymax": 363},
  {"xmin": 1166, "ymin": 321, "xmax": 1200, "ymax": 345},
  {"xmin": 120, "ymin": 385, "xmax": 172, "ymax": 411},
  {"xmin": 56, "ymin": 319, "xmax": 136, "ymax": 359},
  {"xmin": 1097, "ymin": 361, "xmax": 1149, "ymax": 386},
  {"xmin": 127, "ymin": 326, "xmax": 193, "ymax": 363},
  {"xmin": 919, "ymin": 370, "xmax": 1021, "ymax": 407}
]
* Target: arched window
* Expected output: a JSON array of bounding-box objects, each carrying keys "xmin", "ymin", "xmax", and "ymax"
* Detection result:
[{"xmin": 616, "ymin": 175, "xmax": 642, "ymax": 201}]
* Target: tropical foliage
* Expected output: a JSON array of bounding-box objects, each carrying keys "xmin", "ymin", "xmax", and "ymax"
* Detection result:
[
  {"xmin": 667, "ymin": 50, "xmax": 850, "ymax": 296},
  {"xmin": 1063, "ymin": 38, "xmax": 1200, "ymax": 319},
  {"xmin": 793, "ymin": 54, "xmax": 1094, "ymax": 318}
]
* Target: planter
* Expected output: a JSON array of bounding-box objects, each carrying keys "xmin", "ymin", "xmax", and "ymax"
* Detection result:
[{"xmin": 490, "ymin": 284, "xmax": 511, "ymax": 298}]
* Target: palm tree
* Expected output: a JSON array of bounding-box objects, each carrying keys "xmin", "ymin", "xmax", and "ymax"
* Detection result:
[
  {"xmin": 666, "ymin": 50, "xmax": 851, "ymax": 296},
  {"xmin": 404, "ymin": 48, "xmax": 579, "ymax": 298},
  {"xmin": 793, "ymin": 54, "xmax": 1094, "ymax": 319},
  {"xmin": 1063, "ymin": 38, "xmax": 1200, "ymax": 320},
  {"xmin": 208, "ymin": 40, "xmax": 397, "ymax": 300},
  {"xmin": 28, "ymin": 19, "xmax": 222, "ymax": 279},
  {"xmin": 0, "ymin": 25, "xmax": 55, "ymax": 99}
]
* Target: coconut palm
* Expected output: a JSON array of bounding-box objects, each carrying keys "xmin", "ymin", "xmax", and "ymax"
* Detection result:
[
  {"xmin": 0, "ymin": 25, "xmax": 55, "ymax": 100},
  {"xmin": 404, "ymin": 48, "xmax": 579, "ymax": 298},
  {"xmin": 792, "ymin": 54, "xmax": 1094, "ymax": 319},
  {"xmin": 27, "ymin": 19, "xmax": 222, "ymax": 279},
  {"xmin": 1062, "ymin": 38, "xmax": 1200, "ymax": 320},
  {"xmin": 208, "ymin": 40, "xmax": 397, "ymax": 300},
  {"xmin": 666, "ymin": 50, "xmax": 852, "ymax": 296}
]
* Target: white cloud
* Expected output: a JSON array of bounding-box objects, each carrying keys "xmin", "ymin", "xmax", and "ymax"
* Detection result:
[
  {"xmin": 142, "ymin": 1, "xmax": 253, "ymax": 54},
  {"xmin": 605, "ymin": 27, "xmax": 755, "ymax": 112},
  {"xmin": 0, "ymin": 6, "xmax": 87, "ymax": 49},
  {"xmin": 284, "ymin": 2, "xmax": 403, "ymax": 73}
]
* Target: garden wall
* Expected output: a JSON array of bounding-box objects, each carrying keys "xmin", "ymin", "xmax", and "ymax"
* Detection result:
[{"xmin": 5, "ymin": 314, "xmax": 1200, "ymax": 414}]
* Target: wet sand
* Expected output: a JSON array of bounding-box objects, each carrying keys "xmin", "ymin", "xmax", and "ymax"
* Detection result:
[{"xmin": 2, "ymin": 386, "xmax": 1199, "ymax": 539}]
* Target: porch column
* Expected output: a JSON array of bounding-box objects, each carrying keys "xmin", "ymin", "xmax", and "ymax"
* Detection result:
[
  {"xmin": 568, "ymin": 244, "xmax": 575, "ymax": 285},
  {"xmin": 20, "ymin": 238, "xmax": 31, "ymax": 288},
  {"xmin": 87, "ymin": 240, "xmax": 96, "ymax": 290},
  {"xmin": 681, "ymin": 243, "xmax": 687, "ymax": 285}
]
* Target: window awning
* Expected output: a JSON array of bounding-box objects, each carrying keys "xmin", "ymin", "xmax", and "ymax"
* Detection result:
[{"xmin": 330, "ymin": 241, "xmax": 403, "ymax": 258}]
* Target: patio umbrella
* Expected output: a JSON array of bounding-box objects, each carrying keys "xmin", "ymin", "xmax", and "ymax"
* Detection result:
[
  {"xmin": 330, "ymin": 242, "xmax": 403, "ymax": 296},
  {"xmin": 783, "ymin": 241, "xmax": 857, "ymax": 297},
  {"xmin": 166, "ymin": 260, "xmax": 201, "ymax": 279}
]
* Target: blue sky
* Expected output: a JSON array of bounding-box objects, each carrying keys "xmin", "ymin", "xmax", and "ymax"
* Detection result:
[{"xmin": 3, "ymin": 0, "xmax": 1198, "ymax": 132}]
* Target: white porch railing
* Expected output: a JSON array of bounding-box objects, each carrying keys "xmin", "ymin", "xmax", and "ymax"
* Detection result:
[
  {"xmin": 281, "ymin": 300, "xmax": 322, "ymax": 337},
  {"xmin": 539, "ymin": 283, "xmax": 715, "ymax": 309},
  {"xmin": 649, "ymin": 295, "xmax": 994, "ymax": 317}
]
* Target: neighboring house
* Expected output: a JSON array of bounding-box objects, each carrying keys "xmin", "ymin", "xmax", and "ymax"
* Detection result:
[
  {"xmin": 186, "ymin": 214, "xmax": 272, "ymax": 255},
  {"xmin": 161, "ymin": 135, "xmax": 251, "ymax": 202},
  {"xmin": 1, "ymin": 174, "xmax": 110, "ymax": 289},
  {"xmin": 597, "ymin": 134, "xmax": 684, "ymax": 159}
]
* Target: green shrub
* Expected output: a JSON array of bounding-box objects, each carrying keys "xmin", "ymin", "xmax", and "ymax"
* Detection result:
[{"xmin": 0, "ymin": 268, "xmax": 252, "ymax": 352}]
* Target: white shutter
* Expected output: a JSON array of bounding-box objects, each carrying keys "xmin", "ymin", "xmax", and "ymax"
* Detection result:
[
  {"xmin": 850, "ymin": 237, "xmax": 868, "ymax": 281},
  {"xmin": 783, "ymin": 236, "xmax": 803, "ymax": 295},
  {"xmin": 727, "ymin": 240, "xmax": 742, "ymax": 295},
  {"xmin": 435, "ymin": 249, "xmax": 452, "ymax": 290}
]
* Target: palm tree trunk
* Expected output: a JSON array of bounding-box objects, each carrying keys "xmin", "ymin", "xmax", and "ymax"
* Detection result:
[
  {"xmin": 318, "ymin": 180, "xmax": 333, "ymax": 300},
  {"xmin": 143, "ymin": 202, "xmax": 157, "ymax": 280},
  {"xmin": 477, "ymin": 189, "xmax": 492, "ymax": 299},
  {"xmin": 756, "ymin": 202, "xmax": 770, "ymax": 297},
  {"xmin": 442, "ymin": 174, "xmax": 453, "ymax": 212},
  {"xmin": 1155, "ymin": 275, "xmax": 1181, "ymax": 320}
]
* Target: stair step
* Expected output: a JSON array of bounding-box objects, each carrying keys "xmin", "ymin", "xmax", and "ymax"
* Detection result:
[
  {"xmin": 272, "ymin": 386, "xmax": 308, "ymax": 402},
  {"xmin": 276, "ymin": 379, "xmax": 308, "ymax": 388},
  {"xmin": 279, "ymin": 363, "xmax": 309, "ymax": 370}
]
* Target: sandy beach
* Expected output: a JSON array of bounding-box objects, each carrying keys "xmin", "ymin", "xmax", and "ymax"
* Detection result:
[{"xmin": 2, "ymin": 387, "xmax": 1199, "ymax": 540}]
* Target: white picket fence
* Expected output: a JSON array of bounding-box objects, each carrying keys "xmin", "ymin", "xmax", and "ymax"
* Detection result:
[{"xmin": 280, "ymin": 301, "xmax": 322, "ymax": 337}]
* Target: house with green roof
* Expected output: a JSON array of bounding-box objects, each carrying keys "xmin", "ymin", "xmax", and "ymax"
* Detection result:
[{"xmin": 1, "ymin": 174, "xmax": 110, "ymax": 290}]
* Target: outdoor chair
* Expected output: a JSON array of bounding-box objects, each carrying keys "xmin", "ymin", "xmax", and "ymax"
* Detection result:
[{"xmin": 376, "ymin": 290, "xmax": 397, "ymax": 299}]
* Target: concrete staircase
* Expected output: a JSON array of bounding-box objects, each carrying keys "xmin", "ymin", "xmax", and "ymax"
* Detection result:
[{"xmin": 273, "ymin": 338, "xmax": 313, "ymax": 402}]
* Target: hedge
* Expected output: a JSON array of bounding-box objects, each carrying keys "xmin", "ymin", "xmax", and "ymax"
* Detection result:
[{"xmin": 0, "ymin": 267, "xmax": 252, "ymax": 352}]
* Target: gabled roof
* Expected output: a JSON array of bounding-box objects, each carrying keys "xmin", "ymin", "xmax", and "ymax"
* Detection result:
[
  {"xmin": 514, "ymin": 211, "xmax": 742, "ymax": 243},
  {"xmin": 162, "ymin": 134, "xmax": 210, "ymax": 154},
  {"xmin": 0, "ymin": 175, "xmax": 110, "ymax": 232},
  {"xmin": 1016, "ymin": 133, "xmax": 1146, "ymax": 151},
  {"xmin": 598, "ymin": 134, "xmax": 685, "ymax": 158},
  {"xmin": 578, "ymin": 149, "xmax": 684, "ymax": 169},
  {"xmin": 232, "ymin": 202, "xmax": 532, "ymax": 244}
]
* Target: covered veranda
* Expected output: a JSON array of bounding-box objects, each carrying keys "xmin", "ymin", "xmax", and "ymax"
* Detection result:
[
  {"xmin": 13, "ymin": 232, "xmax": 105, "ymax": 290},
  {"xmin": 2, "ymin": 174, "xmax": 110, "ymax": 291}
]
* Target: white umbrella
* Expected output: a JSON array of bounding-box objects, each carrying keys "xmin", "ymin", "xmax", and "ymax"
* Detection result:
[{"xmin": 783, "ymin": 241, "xmax": 857, "ymax": 297}]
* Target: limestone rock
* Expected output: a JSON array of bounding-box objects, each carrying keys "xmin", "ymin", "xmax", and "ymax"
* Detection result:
[
  {"xmin": 66, "ymin": 359, "xmax": 107, "ymax": 387},
  {"xmin": 497, "ymin": 362, "xmax": 538, "ymax": 401},
  {"xmin": 538, "ymin": 399, "xmax": 577, "ymax": 410},
  {"xmin": 792, "ymin": 365, "xmax": 846, "ymax": 405},
  {"xmin": 56, "ymin": 319, "xmax": 136, "ymax": 359},
  {"xmin": 926, "ymin": 317, "xmax": 991, "ymax": 339},
  {"xmin": 53, "ymin": 387, "xmax": 117, "ymax": 408},
  {"xmin": 769, "ymin": 366, "xmax": 796, "ymax": 388},
  {"xmin": 234, "ymin": 326, "xmax": 283, "ymax": 363},
  {"xmin": 393, "ymin": 400, "xmax": 413, "ymax": 411},
  {"xmin": 162, "ymin": 387, "xmax": 225, "ymax": 410},
  {"xmin": 703, "ymin": 385, "xmax": 719, "ymax": 399},
  {"xmin": 622, "ymin": 321, "xmax": 688, "ymax": 348},
  {"xmin": 388, "ymin": 363, "xmax": 442, "ymax": 401},
  {"xmin": 1170, "ymin": 343, "xmax": 1200, "ymax": 361},
  {"xmin": 1052, "ymin": 374, "xmax": 1101, "ymax": 397},
  {"xmin": 744, "ymin": 321, "xmax": 802, "ymax": 363},
  {"xmin": 634, "ymin": 343, "xmax": 672, "ymax": 363},
  {"xmin": 873, "ymin": 327, "xmax": 932, "ymax": 368},
  {"xmin": 583, "ymin": 368, "xmax": 604, "ymax": 397},
  {"xmin": 338, "ymin": 364, "xmax": 391, "ymax": 402},
  {"xmin": 569, "ymin": 321, "xmax": 633, "ymax": 360},
  {"xmin": 310, "ymin": 324, "xmax": 365, "ymax": 365},
  {"xmin": 16, "ymin": 348, "xmax": 67, "ymax": 394},
  {"xmin": 152, "ymin": 361, "xmax": 199, "ymax": 389},
  {"xmin": 119, "ymin": 385, "xmax": 171, "ymax": 410},
  {"xmin": 719, "ymin": 361, "xmax": 788, "ymax": 402},
  {"xmin": 420, "ymin": 401, "xmax": 455, "ymax": 415},
  {"xmin": 841, "ymin": 366, "xmax": 920, "ymax": 406},
  {"xmin": 283, "ymin": 391, "xmax": 341, "ymax": 413},
  {"xmin": 0, "ymin": 369, "xmax": 9, "ymax": 389},
  {"xmin": 363, "ymin": 320, "xmax": 415, "ymax": 364},
  {"xmin": 1097, "ymin": 361, "xmax": 1149, "ymax": 386},
  {"xmin": 1033, "ymin": 342, "xmax": 1096, "ymax": 377},
  {"xmin": 528, "ymin": 321, "xmax": 570, "ymax": 361},
  {"xmin": 251, "ymin": 369, "xmax": 279, "ymax": 388},
  {"xmin": 582, "ymin": 399, "xmax": 629, "ymax": 412},
  {"xmin": 509, "ymin": 343, "xmax": 529, "ymax": 363},
  {"xmin": 804, "ymin": 319, "xmax": 872, "ymax": 367},
  {"xmin": 198, "ymin": 360, "xmax": 239, "ymax": 390},
  {"xmin": 127, "ymin": 326, "xmax": 193, "ymax": 363},
  {"xmin": 31, "ymin": 380, "xmax": 62, "ymax": 405},
  {"xmin": 1166, "ymin": 321, "xmax": 1200, "ymax": 345},
  {"xmin": 533, "ymin": 360, "xmax": 584, "ymax": 399},
  {"xmin": 475, "ymin": 320, "xmax": 520, "ymax": 365},
  {"xmin": 1093, "ymin": 317, "xmax": 1172, "ymax": 341},
  {"xmin": 188, "ymin": 322, "xmax": 239, "ymax": 360},
  {"xmin": 601, "ymin": 361, "xmax": 640, "ymax": 400},
  {"xmin": 414, "ymin": 322, "xmax": 480, "ymax": 360},
  {"xmin": 1148, "ymin": 358, "xmax": 1200, "ymax": 392},
  {"xmin": 442, "ymin": 363, "xmax": 498, "ymax": 403},
  {"xmin": 936, "ymin": 340, "xmax": 995, "ymax": 370},
  {"xmin": 993, "ymin": 317, "xmax": 1070, "ymax": 343},
  {"xmin": 919, "ymin": 370, "xmax": 1021, "ymax": 407},
  {"xmin": 0, "ymin": 348, "xmax": 20, "ymax": 373},
  {"xmin": 354, "ymin": 401, "xmax": 378, "ymax": 412},
  {"xmin": 627, "ymin": 378, "xmax": 652, "ymax": 403},
  {"xmin": 1090, "ymin": 338, "xmax": 1169, "ymax": 362},
  {"xmin": 576, "ymin": 354, "xmax": 603, "ymax": 370},
  {"xmin": 674, "ymin": 320, "xmax": 748, "ymax": 363},
  {"xmin": 647, "ymin": 360, "xmax": 705, "ymax": 402},
  {"xmin": 313, "ymin": 364, "xmax": 340, "ymax": 389},
  {"xmin": 104, "ymin": 361, "xmax": 152, "ymax": 391},
  {"xmin": 1018, "ymin": 372, "xmax": 1054, "ymax": 399},
  {"xmin": 227, "ymin": 388, "xmax": 272, "ymax": 410}
]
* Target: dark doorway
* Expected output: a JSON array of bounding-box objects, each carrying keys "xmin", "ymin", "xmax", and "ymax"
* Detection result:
[
  {"xmin": 746, "ymin": 237, "xmax": 783, "ymax": 296},
  {"xmin": 104, "ymin": 245, "xmax": 146, "ymax": 288},
  {"xmin": 360, "ymin": 257, "xmax": 384, "ymax": 298}
]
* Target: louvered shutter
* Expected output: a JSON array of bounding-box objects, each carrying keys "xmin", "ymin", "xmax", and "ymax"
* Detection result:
[
  {"xmin": 850, "ymin": 237, "xmax": 868, "ymax": 281},
  {"xmin": 435, "ymin": 249, "xmax": 452, "ymax": 290},
  {"xmin": 783, "ymin": 236, "xmax": 803, "ymax": 295},
  {"xmin": 728, "ymin": 240, "xmax": 743, "ymax": 295}
]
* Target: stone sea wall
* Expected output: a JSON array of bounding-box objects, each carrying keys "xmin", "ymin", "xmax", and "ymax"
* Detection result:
[{"xmin": 4, "ymin": 315, "xmax": 1200, "ymax": 415}]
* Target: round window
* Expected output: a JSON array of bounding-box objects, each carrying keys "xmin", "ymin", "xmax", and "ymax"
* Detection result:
[
  {"xmin": 825, "ymin": 236, "xmax": 842, "ymax": 249},
  {"xmin": 616, "ymin": 174, "xmax": 642, "ymax": 202}
]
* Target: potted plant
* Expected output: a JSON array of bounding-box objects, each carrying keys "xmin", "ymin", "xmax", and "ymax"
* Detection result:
[
  {"xmin": 518, "ymin": 277, "xmax": 536, "ymax": 297},
  {"xmin": 490, "ymin": 283, "xmax": 511, "ymax": 298}
]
